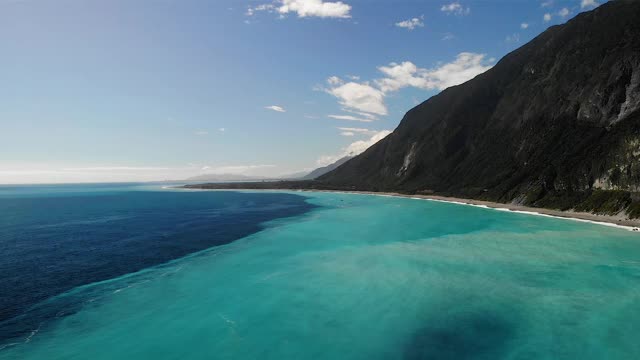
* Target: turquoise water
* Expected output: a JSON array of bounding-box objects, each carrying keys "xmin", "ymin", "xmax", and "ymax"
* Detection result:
[{"xmin": 2, "ymin": 189, "xmax": 640, "ymax": 359}]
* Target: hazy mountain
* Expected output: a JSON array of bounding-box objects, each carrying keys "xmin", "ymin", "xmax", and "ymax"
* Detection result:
[
  {"xmin": 185, "ymin": 173, "xmax": 268, "ymax": 182},
  {"xmin": 318, "ymin": 1, "xmax": 640, "ymax": 214},
  {"xmin": 300, "ymin": 156, "xmax": 353, "ymax": 180},
  {"xmin": 185, "ymin": 157, "xmax": 353, "ymax": 183}
]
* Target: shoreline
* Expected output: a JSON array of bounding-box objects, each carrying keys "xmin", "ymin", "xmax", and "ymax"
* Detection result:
[
  {"xmin": 299, "ymin": 190, "xmax": 640, "ymax": 232},
  {"xmin": 177, "ymin": 186, "xmax": 640, "ymax": 232}
]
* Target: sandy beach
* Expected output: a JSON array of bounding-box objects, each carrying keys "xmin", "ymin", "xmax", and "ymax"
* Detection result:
[{"xmin": 289, "ymin": 190, "xmax": 640, "ymax": 231}]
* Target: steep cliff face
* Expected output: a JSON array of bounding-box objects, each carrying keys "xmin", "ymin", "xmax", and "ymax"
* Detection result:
[{"xmin": 320, "ymin": 0, "xmax": 640, "ymax": 211}]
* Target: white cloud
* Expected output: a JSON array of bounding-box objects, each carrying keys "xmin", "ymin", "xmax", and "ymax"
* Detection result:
[
  {"xmin": 541, "ymin": 0, "xmax": 553, "ymax": 7},
  {"xmin": 337, "ymin": 127, "xmax": 378, "ymax": 136},
  {"xmin": 440, "ymin": 2, "xmax": 470, "ymax": 16},
  {"xmin": 323, "ymin": 52, "xmax": 493, "ymax": 119},
  {"xmin": 395, "ymin": 16, "xmax": 424, "ymax": 30},
  {"xmin": 442, "ymin": 32, "xmax": 455, "ymax": 41},
  {"xmin": 219, "ymin": 127, "xmax": 226, "ymax": 132},
  {"xmin": 326, "ymin": 82, "xmax": 388, "ymax": 116},
  {"xmin": 317, "ymin": 130, "xmax": 391, "ymax": 166},
  {"xmin": 0, "ymin": 167, "xmax": 174, "ymax": 184},
  {"xmin": 195, "ymin": 130, "xmax": 208, "ymax": 136},
  {"xmin": 340, "ymin": 131, "xmax": 355, "ymax": 136},
  {"xmin": 505, "ymin": 33, "xmax": 520, "ymax": 43},
  {"xmin": 62, "ymin": 166, "xmax": 171, "ymax": 171},
  {"xmin": 247, "ymin": 0, "xmax": 352, "ymax": 19},
  {"xmin": 0, "ymin": 163, "xmax": 283, "ymax": 184},
  {"xmin": 581, "ymin": 0, "xmax": 599, "ymax": 8},
  {"xmin": 328, "ymin": 114, "xmax": 374, "ymax": 122},
  {"xmin": 520, "ymin": 22, "xmax": 529, "ymax": 29},
  {"xmin": 341, "ymin": 109, "xmax": 379, "ymax": 120},
  {"xmin": 543, "ymin": 13, "xmax": 552, "ymax": 22},
  {"xmin": 246, "ymin": 3, "xmax": 275, "ymax": 16},
  {"xmin": 327, "ymin": 76, "xmax": 344, "ymax": 85},
  {"xmin": 265, "ymin": 105, "xmax": 286, "ymax": 112},
  {"xmin": 375, "ymin": 53, "xmax": 493, "ymax": 92},
  {"xmin": 558, "ymin": 7, "xmax": 570, "ymax": 17}
]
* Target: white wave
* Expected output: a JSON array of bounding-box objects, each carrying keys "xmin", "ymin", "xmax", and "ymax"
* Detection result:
[
  {"xmin": 321, "ymin": 191, "xmax": 640, "ymax": 232},
  {"xmin": 416, "ymin": 198, "xmax": 639, "ymax": 232}
]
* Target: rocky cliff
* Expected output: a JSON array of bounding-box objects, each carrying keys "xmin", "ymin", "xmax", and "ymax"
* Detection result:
[{"xmin": 320, "ymin": 0, "xmax": 640, "ymax": 215}]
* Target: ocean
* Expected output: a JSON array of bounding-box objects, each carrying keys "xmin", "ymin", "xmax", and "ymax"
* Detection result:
[{"xmin": 1, "ymin": 183, "xmax": 639, "ymax": 359}]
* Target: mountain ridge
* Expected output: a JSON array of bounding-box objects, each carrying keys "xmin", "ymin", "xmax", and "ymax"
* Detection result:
[{"xmin": 318, "ymin": 0, "xmax": 640, "ymax": 215}]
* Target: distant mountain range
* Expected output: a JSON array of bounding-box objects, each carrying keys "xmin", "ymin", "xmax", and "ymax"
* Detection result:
[
  {"xmin": 185, "ymin": 156, "xmax": 353, "ymax": 182},
  {"xmin": 188, "ymin": 1, "xmax": 640, "ymax": 217},
  {"xmin": 185, "ymin": 173, "xmax": 268, "ymax": 182}
]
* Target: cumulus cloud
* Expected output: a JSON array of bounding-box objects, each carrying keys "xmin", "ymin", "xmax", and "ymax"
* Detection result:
[
  {"xmin": 323, "ymin": 53, "xmax": 493, "ymax": 119},
  {"xmin": 543, "ymin": 13, "xmax": 552, "ymax": 22},
  {"xmin": 440, "ymin": 2, "xmax": 470, "ymax": 16},
  {"xmin": 265, "ymin": 105, "xmax": 286, "ymax": 112},
  {"xmin": 520, "ymin": 22, "xmax": 529, "ymax": 29},
  {"xmin": 395, "ymin": 16, "xmax": 424, "ymax": 30},
  {"xmin": 326, "ymin": 82, "xmax": 388, "ymax": 116},
  {"xmin": 316, "ymin": 130, "xmax": 392, "ymax": 166},
  {"xmin": 581, "ymin": 0, "xmax": 599, "ymax": 8},
  {"xmin": 541, "ymin": 0, "xmax": 553, "ymax": 7},
  {"xmin": 247, "ymin": 0, "xmax": 351, "ymax": 19},
  {"xmin": 375, "ymin": 53, "xmax": 493, "ymax": 92},
  {"xmin": 558, "ymin": 7, "xmax": 569, "ymax": 17}
]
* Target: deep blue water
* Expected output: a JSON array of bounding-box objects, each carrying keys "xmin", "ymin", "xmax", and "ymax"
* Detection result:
[{"xmin": 0, "ymin": 183, "xmax": 315, "ymax": 343}]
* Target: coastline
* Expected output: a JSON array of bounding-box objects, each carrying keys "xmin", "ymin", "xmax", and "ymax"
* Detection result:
[
  {"xmin": 178, "ymin": 186, "xmax": 640, "ymax": 231},
  {"xmin": 298, "ymin": 190, "xmax": 640, "ymax": 232}
]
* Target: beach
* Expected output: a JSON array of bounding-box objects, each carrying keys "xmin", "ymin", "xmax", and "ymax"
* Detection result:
[{"xmin": 183, "ymin": 186, "xmax": 640, "ymax": 231}]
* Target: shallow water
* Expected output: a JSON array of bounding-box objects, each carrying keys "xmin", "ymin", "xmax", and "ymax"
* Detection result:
[{"xmin": 1, "ymin": 187, "xmax": 640, "ymax": 359}]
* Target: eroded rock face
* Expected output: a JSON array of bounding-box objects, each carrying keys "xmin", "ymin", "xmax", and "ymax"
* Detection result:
[{"xmin": 320, "ymin": 0, "xmax": 640, "ymax": 208}]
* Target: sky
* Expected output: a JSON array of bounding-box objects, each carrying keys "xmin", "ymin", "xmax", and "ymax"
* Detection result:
[{"xmin": 0, "ymin": 0, "xmax": 604, "ymax": 184}]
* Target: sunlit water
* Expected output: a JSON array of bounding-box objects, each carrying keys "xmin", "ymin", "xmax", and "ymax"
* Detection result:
[{"xmin": 1, "ymin": 184, "xmax": 639, "ymax": 359}]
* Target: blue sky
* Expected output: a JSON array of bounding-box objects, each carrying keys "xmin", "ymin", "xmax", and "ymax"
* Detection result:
[{"xmin": 0, "ymin": 0, "xmax": 603, "ymax": 183}]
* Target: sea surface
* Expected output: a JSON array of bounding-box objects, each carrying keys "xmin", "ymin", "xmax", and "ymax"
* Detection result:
[{"xmin": 1, "ymin": 183, "xmax": 639, "ymax": 359}]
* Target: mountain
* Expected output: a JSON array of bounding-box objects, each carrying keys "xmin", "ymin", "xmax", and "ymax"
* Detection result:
[
  {"xmin": 301, "ymin": 156, "xmax": 353, "ymax": 180},
  {"xmin": 317, "ymin": 0, "xmax": 640, "ymax": 216},
  {"xmin": 185, "ymin": 173, "xmax": 268, "ymax": 182},
  {"xmin": 184, "ymin": 157, "xmax": 353, "ymax": 183}
]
